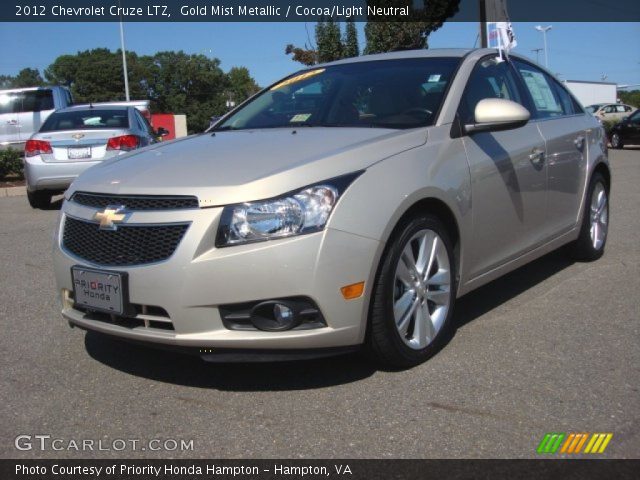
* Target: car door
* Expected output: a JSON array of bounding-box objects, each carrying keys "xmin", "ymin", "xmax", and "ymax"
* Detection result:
[
  {"xmin": 0, "ymin": 92, "xmax": 21, "ymax": 146},
  {"xmin": 458, "ymin": 56, "xmax": 548, "ymax": 279},
  {"xmin": 512, "ymin": 59, "xmax": 588, "ymax": 237},
  {"xmin": 625, "ymin": 110, "xmax": 640, "ymax": 143}
]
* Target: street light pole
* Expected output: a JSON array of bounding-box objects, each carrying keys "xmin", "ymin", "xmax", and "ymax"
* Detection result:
[
  {"xmin": 535, "ymin": 25, "xmax": 552, "ymax": 68},
  {"xmin": 532, "ymin": 48, "xmax": 543, "ymax": 65},
  {"xmin": 119, "ymin": 17, "xmax": 130, "ymax": 101}
]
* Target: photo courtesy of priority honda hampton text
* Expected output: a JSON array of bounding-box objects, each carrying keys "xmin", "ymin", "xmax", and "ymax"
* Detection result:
[{"xmin": 53, "ymin": 48, "xmax": 609, "ymax": 368}]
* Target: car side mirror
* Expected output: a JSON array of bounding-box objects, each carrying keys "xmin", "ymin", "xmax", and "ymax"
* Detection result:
[
  {"xmin": 155, "ymin": 127, "xmax": 169, "ymax": 137},
  {"xmin": 464, "ymin": 98, "xmax": 531, "ymax": 134}
]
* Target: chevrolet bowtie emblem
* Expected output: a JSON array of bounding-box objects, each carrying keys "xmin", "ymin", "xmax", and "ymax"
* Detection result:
[
  {"xmin": 94, "ymin": 205, "xmax": 129, "ymax": 230},
  {"xmin": 72, "ymin": 133, "xmax": 84, "ymax": 141}
]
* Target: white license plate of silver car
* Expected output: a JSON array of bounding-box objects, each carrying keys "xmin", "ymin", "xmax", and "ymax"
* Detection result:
[
  {"xmin": 72, "ymin": 267, "xmax": 125, "ymax": 315},
  {"xmin": 68, "ymin": 147, "xmax": 91, "ymax": 159}
]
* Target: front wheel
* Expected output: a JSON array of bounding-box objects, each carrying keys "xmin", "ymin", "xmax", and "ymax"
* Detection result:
[
  {"xmin": 368, "ymin": 214, "xmax": 456, "ymax": 368},
  {"xmin": 569, "ymin": 172, "xmax": 609, "ymax": 261}
]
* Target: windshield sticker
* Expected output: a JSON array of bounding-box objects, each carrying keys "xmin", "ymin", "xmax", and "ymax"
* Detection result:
[
  {"xmin": 270, "ymin": 69, "xmax": 325, "ymax": 91},
  {"xmin": 428, "ymin": 74, "xmax": 441, "ymax": 82},
  {"xmin": 290, "ymin": 113, "xmax": 312, "ymax": 123}
]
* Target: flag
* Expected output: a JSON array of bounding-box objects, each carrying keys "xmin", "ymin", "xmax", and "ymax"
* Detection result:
[{"xmin": 496, "ymin": 21, "xmax": 517, "ymax": 53}]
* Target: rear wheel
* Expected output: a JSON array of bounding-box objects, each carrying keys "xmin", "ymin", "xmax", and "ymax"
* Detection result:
[
  {"xmin": 27, "ymin": 190, "xmax": 52, "ymax": 209},
  {"xmin": 610, "ymin": 132, "xmax": 623, "ymax": 149},
  {"xmin": 569, "ymin": 172, "xmax": 609, "ymax": 261},
  {"xmin": 368, "ymin": 214, "xmax": 456, "ymax": 368}
]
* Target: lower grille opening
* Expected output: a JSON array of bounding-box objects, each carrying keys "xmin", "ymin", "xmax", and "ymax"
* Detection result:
[{"xmin": 72, "ymin": 301, "xmax": 174, "ymax": 331}]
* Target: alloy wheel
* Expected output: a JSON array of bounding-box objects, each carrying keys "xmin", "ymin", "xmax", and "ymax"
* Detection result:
[
  {"xmin": 590, "ymin": 182, "xmax": 608, "ymax": 250},
  {"xmin": 392, "ymin": 229, "xmax": 451, "ymax": 350}
]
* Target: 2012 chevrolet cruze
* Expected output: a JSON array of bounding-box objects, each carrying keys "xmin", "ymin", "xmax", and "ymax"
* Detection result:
[{"xmin": 53, "ymin": 49, "xmax": 610, "ymax": 367}]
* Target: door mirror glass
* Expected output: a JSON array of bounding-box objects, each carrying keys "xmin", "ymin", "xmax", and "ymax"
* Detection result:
[{"xmin": 465, "ymin": 98, "xmax": 530, "ymax": 134}]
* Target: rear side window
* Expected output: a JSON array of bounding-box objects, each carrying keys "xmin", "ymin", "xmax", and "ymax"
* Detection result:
[
  {"xmin": 0, "ymin": 93, "xmax": 21, "ymax": 114},
  {"xmin": 40, "ymin": 109, "xmax": 130, "ymax": 132},
  {"xmin": 21, "ymin": 90, "xmax": 54, "ymax": 112},
  {"xmin": 513, "ymin": 61, "xmax": 566, "ymax": 118},
  {"xmin": 459, "ymin": 57, "xmax": 524, "ymax": 124}
]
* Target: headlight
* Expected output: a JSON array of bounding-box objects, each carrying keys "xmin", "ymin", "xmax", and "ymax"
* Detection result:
[{"xmin": 216, "ymin": 172, "xmax": 362, "ymax": 247}]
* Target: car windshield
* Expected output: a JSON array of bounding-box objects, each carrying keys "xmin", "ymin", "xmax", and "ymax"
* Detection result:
[
  {"xmin": 585, "ymin": 104, "xmax": 603, "ymax": 114},
  {"xmin": 213, "ymin": 58, "xmax": 461, "ymax": 131},
  {"xmin": 40, "ymin": 109, "xmax": 129, "ymax": 132}
]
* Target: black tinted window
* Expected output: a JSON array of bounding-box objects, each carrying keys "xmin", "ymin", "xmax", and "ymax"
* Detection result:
[
  {"xmin": 40, "ymin": 109, "xmax": 130, "ymax": 131},
  {"xmin": 21, "ymin": 90, "xmax": 54, "ymax": 112},
  {"xmin": 459, "ymin": 57, "xmax": 524, "ymax": 124}
]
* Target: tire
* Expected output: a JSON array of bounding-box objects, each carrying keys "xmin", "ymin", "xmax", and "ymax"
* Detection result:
[
  {"xmin": 569, "ymin": 172, "xmax": 609, "ymax": 261},
  {"xmin": 368, "ymin": 214, "xmax": 457, "ymax": 368},
  {"xmin": 610, "ymin": 132, "xmax": 623, "ymax": 149},
  {"xmin": 27, "ymin": 190, "xmax": 52, "ymax": 209}
]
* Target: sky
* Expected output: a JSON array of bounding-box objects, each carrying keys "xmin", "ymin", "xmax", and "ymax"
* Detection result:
[{"xmin": 0, "ymin": 21, "xmax": 638, "ymax": 88}]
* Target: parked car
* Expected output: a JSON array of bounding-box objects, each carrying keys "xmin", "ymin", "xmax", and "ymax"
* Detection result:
[
  {"xmin": 53, "ymin": 49, "xmax": 609, "ymax": 367},
  {"xmin": 0, "ymin": 86, "xmax": 73, "ymax": 151},
  {"xmin": 25, "ymin": 105, "xmax": 165, "ymax": 209},
  {"xmin": 586, "ymin": 103, "xmax": 636, "ymax": 122},
  {"xmin": 609, "ymin": 109, "xmax": 640, "ymax": 149}
]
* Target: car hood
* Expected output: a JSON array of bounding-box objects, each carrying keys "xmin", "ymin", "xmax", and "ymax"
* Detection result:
[{"xmin": 67, "ymin": 127, "xmax": 428, "ymax": 206}]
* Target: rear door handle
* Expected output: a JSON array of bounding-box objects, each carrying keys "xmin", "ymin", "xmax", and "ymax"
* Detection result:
[
  {"xmin": 529, "ymin": 149, "xmax": 545, "ymax": 166},
  {"xmin": 574, "ymin": 135, "xmax": 585, "ymax": 149}
]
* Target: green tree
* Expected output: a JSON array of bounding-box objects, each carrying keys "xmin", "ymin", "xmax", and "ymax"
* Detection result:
[
  {"xmin": 44, "ymin": 48, "xmax": 148, "ymax": 102},
  {"xmin": 226, "ymin": 67, "xmax": 260, "ymax": 105},
  {"xmin": 145, "ymin": 51, "xmax": 229, "ymax": 133},
  {"xmin": 619, "ymin": 90, "xmax": 640, "ymax": 108},
  {"xmin": 317, "ymin": 18, "xmax": 343, "ymax": 63},
  {"xmin": 12, "ymin": 68, "xmax": 46, "ymax": 87},
  {"xmin": 343, "ymin": 19, "xmax": 360, "ymax": 58},
  {"xmin": 364, "ymin": 0, "xmax": 460, "ymax": 53}
]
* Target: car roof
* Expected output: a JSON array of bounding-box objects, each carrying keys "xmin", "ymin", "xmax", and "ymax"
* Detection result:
[{"xmin": 315, "ymin": 48, "xmax": 473, "ymax": 68}]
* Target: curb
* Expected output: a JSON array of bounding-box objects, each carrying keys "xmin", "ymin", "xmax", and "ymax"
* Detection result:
[{"xmin": 0, "ymin": 186, "xmax": 27, "ymax": 197}]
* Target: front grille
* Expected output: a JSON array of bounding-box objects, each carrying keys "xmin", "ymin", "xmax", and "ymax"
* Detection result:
[
  {"xmin": 71, "ymin": 192, "xmax": 199, "ymax": 211},
  {"xmin": 63, "ymin": 216, "xmax": 189, "ymax": 266}
]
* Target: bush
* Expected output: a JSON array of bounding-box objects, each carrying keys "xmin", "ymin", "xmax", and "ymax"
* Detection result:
[
  {"xmin": 601, "ymin": 119, "xmax": 619, "ymax": 136},
  {"xmin": 0, "ymin": 148, "xmax": 24, "ymax": 179}
]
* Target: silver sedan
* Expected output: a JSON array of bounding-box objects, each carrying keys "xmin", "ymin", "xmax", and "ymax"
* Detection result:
[{"xmin": 24, "ymin": 105, "xmax": 164, "ymax": 209}]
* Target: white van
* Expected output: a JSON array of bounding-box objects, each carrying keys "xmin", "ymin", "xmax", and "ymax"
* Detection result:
[{"xmin": 0, "ymin": 86, "xmax": 74, "ymax": 151}]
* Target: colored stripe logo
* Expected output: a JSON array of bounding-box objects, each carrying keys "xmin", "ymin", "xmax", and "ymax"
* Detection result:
[{"xmin": 537, "ymin": 433, "xmax": 613, "ymax": 454}]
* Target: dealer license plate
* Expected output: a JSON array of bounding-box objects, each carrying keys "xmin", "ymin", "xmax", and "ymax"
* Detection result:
[
  {"xmin": 71, "ymin": 267, "xmax": 125, "ymax": 315},
  {"xmin": 68, "ymin": 147, "xmax": 91, "ymax": 159}
]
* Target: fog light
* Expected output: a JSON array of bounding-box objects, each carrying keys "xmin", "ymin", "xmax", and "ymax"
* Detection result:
[{"xmin": 250, "ymin": 301, "xmax": 302, "ymax": 331}]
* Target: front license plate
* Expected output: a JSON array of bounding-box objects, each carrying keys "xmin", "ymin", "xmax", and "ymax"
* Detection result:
[
  {"xmin": 71, "ymin": 267, "xmax": 126, "ymax": 315},
  {"xmin": 68, "ymin": 147, "xmax": 91, "ymax": 159}
]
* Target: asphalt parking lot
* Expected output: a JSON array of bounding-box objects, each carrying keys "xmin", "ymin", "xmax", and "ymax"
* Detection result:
[{"xmin": 1, "ymin": 149, "xmax": 638, "ymax": 459}]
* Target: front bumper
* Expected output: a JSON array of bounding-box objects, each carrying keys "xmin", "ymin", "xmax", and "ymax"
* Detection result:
[
  {"xmin": 25, "ymin": 156, "xmax": 101, "ymax": 192},
  {"xmin": 53, "ymin": 200, "xmax": 381, "ymax": 352}
]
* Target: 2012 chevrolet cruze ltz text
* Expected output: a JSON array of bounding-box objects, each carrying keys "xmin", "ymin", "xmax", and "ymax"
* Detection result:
[{"xmin": 53, "ymin": 49, "xmax": 610, "ymax": 367}]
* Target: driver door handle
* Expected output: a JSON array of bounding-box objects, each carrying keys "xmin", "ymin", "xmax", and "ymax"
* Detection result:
[{"xmin": 529, "ymin": 148, "xmax": 545, "ymax": 166}]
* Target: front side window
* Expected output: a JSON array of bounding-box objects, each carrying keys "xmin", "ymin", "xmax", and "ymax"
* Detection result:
[
  {"xmin": 458, "ymin": 57, "xmax": 524, "ymax": 124},
  {"xmin": 40, "ymin": 109, "xmax": 130, "ymax": 132},
  {"xmin": 513, "ymin": 60, "xmax": 566, "ymax": 118},
  {"xmin": 628, "ymin": 110, "xmax": 640, "ymax": 125},
  {"xmin": 214, "ymin": 58, "xmax": 461, "ymax": 131}
]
